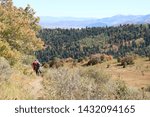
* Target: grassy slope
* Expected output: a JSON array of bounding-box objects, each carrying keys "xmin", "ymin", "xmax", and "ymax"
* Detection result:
[{"xmin": 93, "ymin": 57, "xmax": 150, "ymax": 88}]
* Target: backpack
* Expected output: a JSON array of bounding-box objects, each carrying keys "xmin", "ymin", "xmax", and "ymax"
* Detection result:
[{"xmin": 36, "ymin": 62, "xmax": 40, "ymax": 68}]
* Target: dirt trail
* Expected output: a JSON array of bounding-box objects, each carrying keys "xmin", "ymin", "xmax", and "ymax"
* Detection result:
[{"xmin": 29, "ymin": 76, "xmax": 44, "ymax": 99}]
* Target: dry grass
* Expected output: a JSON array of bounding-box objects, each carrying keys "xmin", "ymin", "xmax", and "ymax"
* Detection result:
[
  {"xmin": 97, "ymin": 57, "xmax": 150, "ymax": 89},
  {"xmin": 0, "ymin": 58, "xmax": 40, "ymax": 100},
  {"xmin": 0, "ymin": 72, "xmax": 33, "ymax": 100}
]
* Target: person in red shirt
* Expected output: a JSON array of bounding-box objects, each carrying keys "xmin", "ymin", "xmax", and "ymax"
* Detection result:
[{"xmin": 32, "ymin": 60, "xmax": 41, "ymax": 75}]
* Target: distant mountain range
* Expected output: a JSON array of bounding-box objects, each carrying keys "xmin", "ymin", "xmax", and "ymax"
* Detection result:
[{"xmin": 39, "ymin": 14, "xmax": 150, "ymax": 28}]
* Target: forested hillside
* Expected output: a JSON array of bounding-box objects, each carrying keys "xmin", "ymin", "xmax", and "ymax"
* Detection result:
[{"xmin": 37, "ymin": 24, "xmax": 150, "ymax": 62}]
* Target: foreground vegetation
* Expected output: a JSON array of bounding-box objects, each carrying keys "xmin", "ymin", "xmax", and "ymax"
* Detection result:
[
  {"xmin": 42, "ymin": 66, "xmax": 150, "ymax": 100},
  {"xmin": 1, "ymin": 56, "xmax": 150, "ymax": 100}
]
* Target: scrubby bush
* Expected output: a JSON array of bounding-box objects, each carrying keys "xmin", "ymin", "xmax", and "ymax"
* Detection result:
[
  {"xmin": 117, "ymin": 57, "xmax": 121, "ymax": 63},
  {"xmin": 65, "ymin": 57, "xmax": 74, "ymax": 63},
  {"xmin": 146, "ymin": 85, "xmax": 150, "ymax": 92},
  {"xmin": 78, "ymin": 57, "xmax": 84, "ymax": 63},
  {"xmin": 42, "ymin": 62, "xmax": 49, "ymax": 68},
  {"xmin": 87, "ymin": 54, "xmax": 113, "ymax": 66},
  {"xmin": 80, "ymin": 68, "xmax": 110, "ymax": 84},
  {"xmin": 72, "ymin": 59, "xmax": 78, "ymax": 67},
  {"xmin": 83, "ymin": 56, "xmax": 89, "ymax": 61},
  {"xmin": 0, "ymin": 57, "xmax": 12, "ymax": 81},
  {"xmin": 100, "ymin": 54, "xmax": 106, "ymax": 61},
  {"xmin": 106, "ymin": 64, "xmax": 110, "ymax": 68},
  {"xmin": 115, "ymin": 80, "xmax": 128, "ymax": 99},
  {"xmin": 48, "ymin": 57, "xmax": 64, "ymax": 68},
  {"xmin": 121, "ymin": 56, "xmax": 134, "ymax": 66},
  {"xmin": 123, "ymin": 62, "xmax": 127, "ymax": 68},
  {"xmin": 42, "ymin": 67, "xmax": 111, "ymax": 99},
  {"xmin": 87, "ymin": 57, "xmax": 101, "ymax": 66},
  {"xmin": 117, "ymin": 55, "xmax": 135, "ymax": 68}
]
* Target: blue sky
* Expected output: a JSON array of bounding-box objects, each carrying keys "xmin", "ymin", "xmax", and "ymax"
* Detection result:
[{"xmin": 13, "ymin": 0, "xmax": 150, "ymax": 18}]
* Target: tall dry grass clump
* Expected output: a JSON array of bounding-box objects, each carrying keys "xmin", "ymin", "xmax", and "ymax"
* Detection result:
[{"xmin": 0, "ymin": 79, "xmax": 32, "ymax": 100}]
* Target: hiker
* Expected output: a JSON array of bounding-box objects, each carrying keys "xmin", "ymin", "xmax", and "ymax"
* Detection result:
[{"xmin": 32, "ymin": 60, "xmax": 41, "ymax": 75}]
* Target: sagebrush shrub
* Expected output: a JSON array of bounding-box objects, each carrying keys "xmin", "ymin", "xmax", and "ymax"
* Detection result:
[
  {"xmin": 118, "ymin": 55, "xmax": 135, "ymax": 67},
  {"xmin": 42, "ymin": 67, "xmax": 112, "ymax": 99}
]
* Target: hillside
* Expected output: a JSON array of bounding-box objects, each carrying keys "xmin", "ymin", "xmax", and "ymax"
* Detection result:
[{"xmin": 37, "ymin": 24, "xmax": 150, "ymax": 62}]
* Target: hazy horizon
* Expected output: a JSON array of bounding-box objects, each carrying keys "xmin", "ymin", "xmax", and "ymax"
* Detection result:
[
  {"xmin": 39, "ymin": 14, "xmax": 149, "ymax": 19},
  {"xmin": 13, "ymin": 0, "xmax": 150, "ymax": 18}
]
